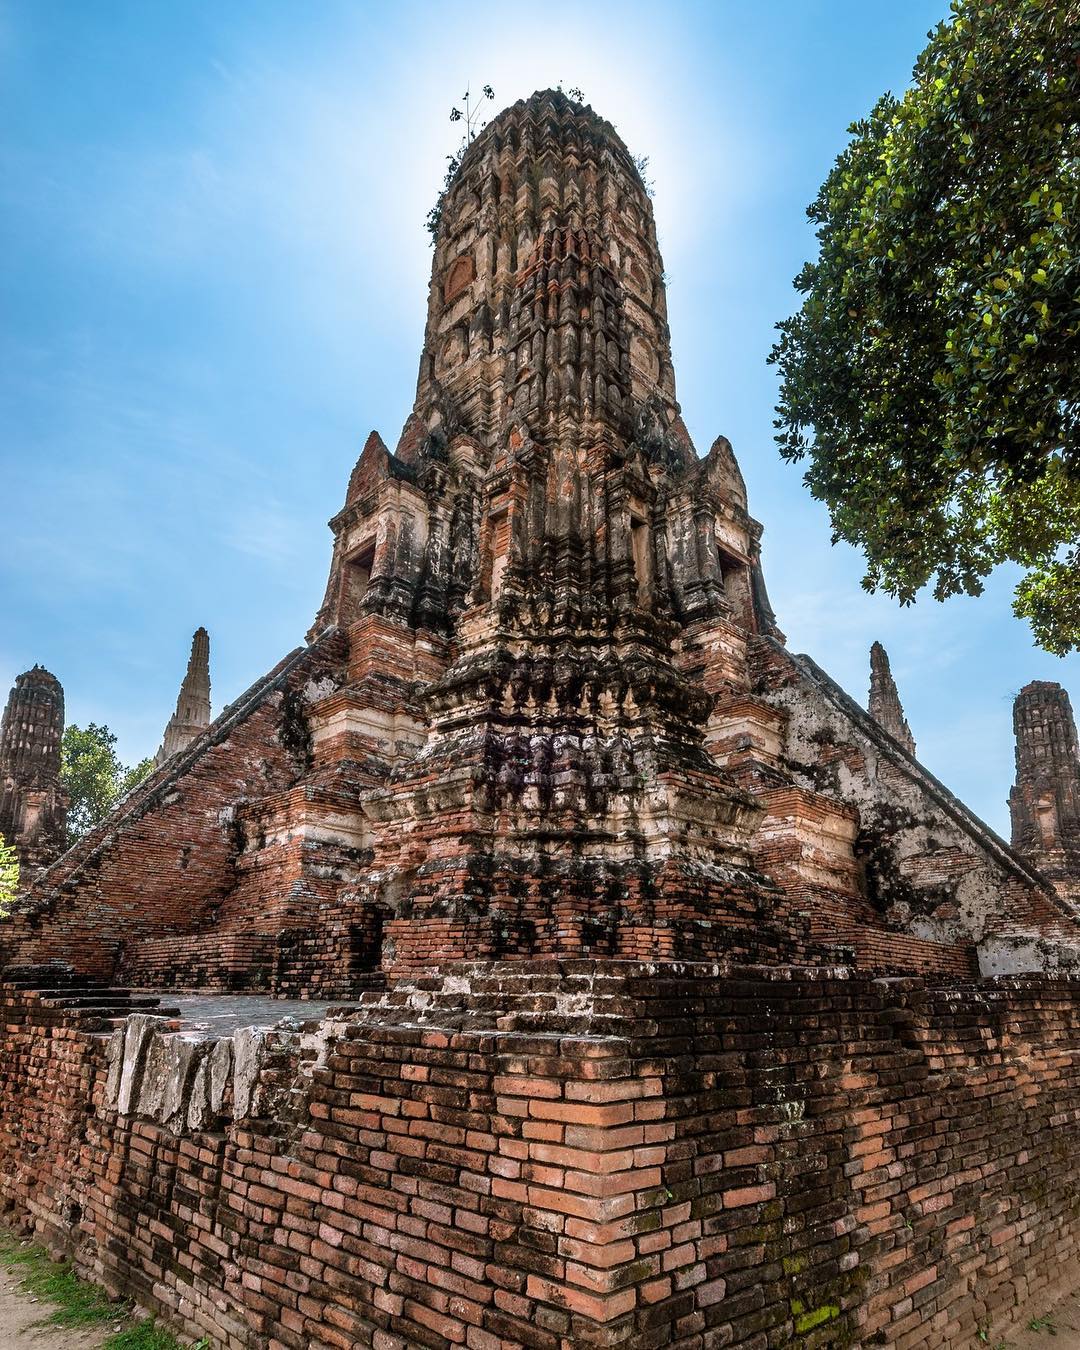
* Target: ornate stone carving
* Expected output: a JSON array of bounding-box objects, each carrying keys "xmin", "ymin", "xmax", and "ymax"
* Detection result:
[{"xmin": 7, "ymin": 90, "xmax": 1080, "ymax": 989}]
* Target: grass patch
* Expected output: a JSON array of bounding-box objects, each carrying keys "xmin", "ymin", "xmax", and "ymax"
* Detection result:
[
  {"xmin": 0, "ymin": 1230, "xmax": 207, "ymax": 1348},
  {"xmin": 0, "ymin": 1231, "xmax": 121, "ymax": 1328}
]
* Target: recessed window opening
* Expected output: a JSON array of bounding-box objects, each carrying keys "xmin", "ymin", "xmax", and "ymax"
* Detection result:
[
  {"xmin": 349, "ymin": 912, "xmax": 384, "ymax": 973},
  {"xmin": 488, "ymin": 506, "xmax": 509, "ymax": 601},
  {"xmin": 343, "ymin": 539, "xmax": 376, "ymax": 623},
  {"xmin": 1036, "ymin": 798, "xmax": 1058, "ymax": 847},
  {"xmin": 717, "ymin": 545, "xmax": 748, "ymax": 620}
]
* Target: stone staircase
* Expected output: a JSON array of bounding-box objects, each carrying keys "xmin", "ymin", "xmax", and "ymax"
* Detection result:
[{"xmin": 1, "ymin": 963, "xmax": 180, "ymax": 1031}]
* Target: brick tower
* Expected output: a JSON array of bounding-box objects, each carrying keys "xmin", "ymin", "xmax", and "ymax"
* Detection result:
[
  {"xmin": 306, "ymin": 88, "xmax": 798, "ymax": 969},
  {"xmin": 0, "ymin": 666, "xmax": 68, "ymax": 873},
  {"xmin": 1010, "ymin": 681, "xmax": 1080, "ymax": 903},
  {"xmin": 154, "ymin": 628, "xmax": 211, "ymax": 767},
  {"xmin": 11, "ymin": 90, "xmax": 1080, "ymax": 1350},
  {"xmin": 868, "ymin": 640, "xmax": 916, "ymax": 756}
]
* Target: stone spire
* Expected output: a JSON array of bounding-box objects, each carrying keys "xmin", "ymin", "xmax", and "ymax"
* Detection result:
[
  {"xmin": 0, "ymin": 666, "xmax": 68, "ymax": 872},
  {"xmin": 1009, "ymin": 681, "xmax": 1080, "ymax": 898},
  {"xmin": 306, "ymin": 90, "xmax": 784, "ymax": 966},
  {"xmin": 155, "ymin": 628, "xmax": 211, "ymax": 766},
  {"xmin": 868, "ymin": 641, "xmax": 915, "ymax": 756},
  {"xmin": 314, "ymin": 90, "xmax": 772, "ymax": 640},
  {"xmin": 400, "ymin": 89, "xmax": 689, "ymax": 463}
]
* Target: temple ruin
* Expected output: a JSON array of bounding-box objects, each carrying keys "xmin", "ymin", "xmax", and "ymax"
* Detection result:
[
  {"xmin": 0, "ymin": 665, "xmax": 67, "ymax": 873},
  {"xmin": 867, "ymin": 640, "xmax": 916, "ymax": 757},
  {"xmin": 154, "ymin": 626, "xmax": 212, "ymax": 766},
  {"xmin": 1010, "ymin": 680, "xmax": 1080, "ymax": 906},
  {"xmin": 2, "ymin": 90, "xmax": 1080, "ymax": 1350}
]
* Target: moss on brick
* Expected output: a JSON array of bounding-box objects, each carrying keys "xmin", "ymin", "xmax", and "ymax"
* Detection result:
[{"xmin": 791, "ymin": 1298, "xmax": 841, "ymax": 1334}]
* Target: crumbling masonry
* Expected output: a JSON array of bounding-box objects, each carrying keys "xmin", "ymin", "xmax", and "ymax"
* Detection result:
[
  {"xmin": 867, "ymin": 641, "xmax": 915, "ymax": 759},
  {"xmin": 1010, "ymin": 680, "xmax": 1080, "ymax": 908},
  {"xmin": 155, "ymin": 627, "xmax": 213, "ymax": 767},
  {"xmin": 0, "ymin": 665, "xmax": 67, "ymax": 874},
  {"xmin": 2, "ymin": 90, "xmax": 1080, "ymax": 1350}
]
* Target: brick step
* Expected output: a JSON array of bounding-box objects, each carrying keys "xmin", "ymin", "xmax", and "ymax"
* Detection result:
[
  {"xmin": 352, "ymin": 972, "xmax": 388, "ymax": 989},
  {"xmin": 44, "ymin": 1002, "xmax": 163, "ymax": 1018},
  {"xmin": 41, "ymin": 992, "xmax": 144, "ymax": 1006},
  {"xmin": 39, "ymin": 989, "xmax": 138, "ymax": 1005},
  {"xmin": 96, "ymin": 1007, "xmax": 181, "ymax": 1031},
  {"xmin": 3, "ymin": 969, "xmax": 92, "ymax": 991}
]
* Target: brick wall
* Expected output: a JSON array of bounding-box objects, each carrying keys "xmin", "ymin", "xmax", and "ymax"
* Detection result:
[
  {"xmin": 749, "ymin": 637, "xmax": 1080, "ymax": 972},
  {"xmin": 0, "ymin": 634, "xmax": 347, "ymax": 981},
  {"xmin": 2, "ymin": 961, "xmax": 1079, "ymax": 1348}
]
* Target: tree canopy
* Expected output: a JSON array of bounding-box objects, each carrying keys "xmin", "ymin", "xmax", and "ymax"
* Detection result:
[
  {"xmin": 770, "ymin": 0, "xmax": 1080, "ymax": 654},
  {"xmin": 60, "ymin": 723, "xmax": 153, "ymax": 846}
]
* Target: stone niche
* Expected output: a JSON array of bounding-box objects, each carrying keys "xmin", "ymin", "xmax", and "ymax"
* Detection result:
[{"xmin": 443, "ymin": 252, "xmax": 476, "ymax": 303}]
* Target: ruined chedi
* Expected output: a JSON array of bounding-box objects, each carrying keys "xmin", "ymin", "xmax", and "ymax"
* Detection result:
[
  {"xmin": 0, "ymin": 666, "xmax": 68, "ymax": 872},
  {"xmin": 868, "ymin": 640, "xmax": 916, "ymax": 756},
  {"xmin": 7, "ymin": 89, "xmax": 1080, "ymax": 993},
  {"xmin": 154, "ymin": 628, "xmax": 211, "ymax": 766},
  {"xmin": 304, "ymin": 85, "xmax": 796, "ymax": 968},
  {"xmin": 1010, "ymin": 681, "xmax": 1080, "ymax": 904}
]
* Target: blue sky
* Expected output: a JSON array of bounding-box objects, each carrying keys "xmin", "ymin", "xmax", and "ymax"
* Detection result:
[{"xmin": 2, "ymin": 0, "xmax": 1075, "ymax": 836}]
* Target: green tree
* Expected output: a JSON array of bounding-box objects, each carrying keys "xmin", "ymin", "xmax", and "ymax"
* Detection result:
[
  {"xmin": 60, "ymin": 724, "xmax": 153, "ymax": 846},
  {"xmin": 121, "ymin": 757, "xmax": 154, "ymax": 796},
  {"xmin": 0, "ymin": 833, "xmax": 18, "ymax": 917},
  {"xmin": 770, "ymin": 0, "xmax": 1080, "ymax": 654}
]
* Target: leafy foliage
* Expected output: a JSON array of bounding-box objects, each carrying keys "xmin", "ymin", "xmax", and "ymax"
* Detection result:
[
  {"xmin": 60, "ymin": 723, "xmax": 153, "ymax": 845},
  {"xmin": 104, "ymin": 1320, "xmax": 209, "ymax": 1350},
  {"xmin": 0, "ymin": 833, "xmax": 18, "ymax": 916},
  {"xmin": 771, "ymin": 0, "xmax": 1080, "ymax": 653},
  {"xmin": 425, "ymin": 150, "xmax": 465, "ymax": 243},
  {"xmin": 123, "ymin": 755, "xmax": 155, "ymax": 795},
  {"xmin": 631, "ymin": 154, "xmax": 655, "ymax": 198}
]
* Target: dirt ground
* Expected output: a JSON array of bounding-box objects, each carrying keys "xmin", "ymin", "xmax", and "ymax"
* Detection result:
[
  {"xmin": 0, "ymin": 1264, "xmax": 126, "ymax": 1348},
  {"xmin": 999, "ymin": 1286, "xmax": 1080, "ymax": 1347}
]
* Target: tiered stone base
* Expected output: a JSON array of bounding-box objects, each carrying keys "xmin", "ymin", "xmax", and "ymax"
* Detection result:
[{"xmin": 1, "ymin": 961, "xmax": 1079, "ymax": 1349}]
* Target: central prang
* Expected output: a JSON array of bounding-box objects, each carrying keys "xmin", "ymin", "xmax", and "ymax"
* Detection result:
[{"xmin": 305, "ymin": 90, "xmax": 792, "ymax": 972}]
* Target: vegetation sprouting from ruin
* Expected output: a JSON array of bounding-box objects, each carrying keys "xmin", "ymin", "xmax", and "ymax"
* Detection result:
[
  {"xmin": 0, "ymin": 1231, "xmax": 208, "ymax": 1348},
  {"xmin": 426, "ymin": 83, "xmax": 495, "ymax": 242}
]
